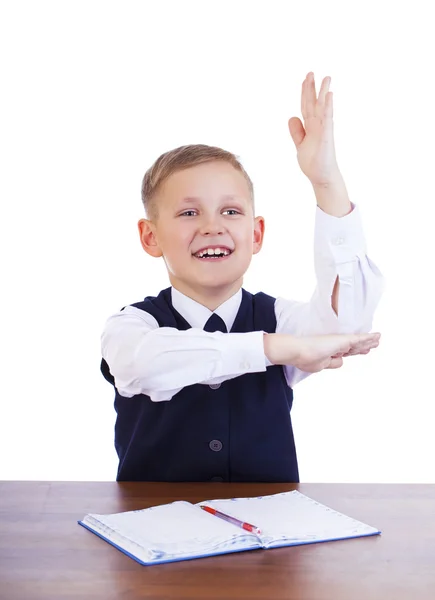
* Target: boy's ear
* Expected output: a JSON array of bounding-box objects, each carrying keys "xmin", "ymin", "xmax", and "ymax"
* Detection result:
[
  {"xmin": 252, "ymin": 216, "xmax": 265, "ymax": 255},
  {"xmin": 137, "ymin": 219, "xmax": 163, "ymax": 258}
]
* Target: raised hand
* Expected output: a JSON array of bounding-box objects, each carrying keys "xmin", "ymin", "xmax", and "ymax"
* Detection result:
[{"xmin": 288, "ymin": 72, "xmax": 342, "ymax": 187}]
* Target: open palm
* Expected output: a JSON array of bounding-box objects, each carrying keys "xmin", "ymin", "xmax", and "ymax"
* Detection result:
[{"xmin": 288, "ymin": 72, "xmax": 341, "ymax": 186}]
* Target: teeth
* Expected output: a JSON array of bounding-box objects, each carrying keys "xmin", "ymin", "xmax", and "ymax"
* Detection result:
[{"xmin": 196, "ymin": 247, "xmax": 231, "ymax": 258}]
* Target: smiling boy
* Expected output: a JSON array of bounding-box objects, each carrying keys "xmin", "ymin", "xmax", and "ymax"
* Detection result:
[
  {"xmin": 140, "ymin": 159, "xmax": 262, "ymax": 309},
  {"xmin": 101, "ymin": 73, "xmax": 383, "ymax": 482}
]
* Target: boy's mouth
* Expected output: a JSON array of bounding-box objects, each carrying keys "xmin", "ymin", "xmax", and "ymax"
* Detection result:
[{"xmin": 192, "ymin": 246, "xmax": 234, "ymax": 261}]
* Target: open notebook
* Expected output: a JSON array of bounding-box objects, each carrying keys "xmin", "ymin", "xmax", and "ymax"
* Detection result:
[{"xmin": 78, "ymin": 490, "xmax": 380, "ymax": 565}]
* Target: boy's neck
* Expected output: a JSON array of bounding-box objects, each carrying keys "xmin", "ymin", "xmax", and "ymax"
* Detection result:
[{"xmin": 170, "ymin": 278, "xmax": 243, "ymax": 311}]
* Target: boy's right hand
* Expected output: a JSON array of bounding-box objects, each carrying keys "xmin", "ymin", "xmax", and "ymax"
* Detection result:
[{"xmin": 263, "ymin": 332, "xmax": 381, "ymax": 373}]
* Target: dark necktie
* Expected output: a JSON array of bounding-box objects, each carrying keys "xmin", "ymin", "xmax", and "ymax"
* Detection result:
[{"xmin": 204, "ymin": 313, "xmax": 227, "ymax": 333}]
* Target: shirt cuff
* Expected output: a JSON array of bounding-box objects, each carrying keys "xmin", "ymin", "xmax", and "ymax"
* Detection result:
[
  {"xmin": 315, "ymin": 202, "xmax": 367, "ymax": 264},
  {"xmin": 219, "ymin": 331, "xmax": 268, "ymax": 374}
]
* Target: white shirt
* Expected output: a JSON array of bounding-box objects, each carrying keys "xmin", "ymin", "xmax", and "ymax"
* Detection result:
[{"xmin": 101, "ymin": 204, "xmax": 384, "ymax": 402}]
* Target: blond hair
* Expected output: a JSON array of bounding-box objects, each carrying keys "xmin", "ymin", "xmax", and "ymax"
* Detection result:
[{"xmin": 141, "ymin": 144, "xmax": 254, "ymax": 221}]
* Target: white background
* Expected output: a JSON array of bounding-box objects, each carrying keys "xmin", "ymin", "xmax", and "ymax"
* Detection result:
[{"xmin": 1, "ymin": 0, "xmax": 433, "ymax": 483}]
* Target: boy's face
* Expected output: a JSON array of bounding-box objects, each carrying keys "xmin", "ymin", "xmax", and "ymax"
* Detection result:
[{"xmin": 139, "ymin": 161, "xmax": 265, "ymax": 300}]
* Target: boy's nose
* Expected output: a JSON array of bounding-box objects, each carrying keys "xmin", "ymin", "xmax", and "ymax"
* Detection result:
[{"xmin": 199, "ymin": 218, "xmax": 225, "ymax": 235}]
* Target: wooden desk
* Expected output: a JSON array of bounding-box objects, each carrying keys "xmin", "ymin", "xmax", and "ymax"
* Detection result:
[{"xmin": 1, "ymin": 482, "xmax": 434, "ymax": 599}]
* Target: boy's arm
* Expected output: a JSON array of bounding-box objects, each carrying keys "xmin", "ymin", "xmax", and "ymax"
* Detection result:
[
  {"xmin": 278, "ymin": 72, "xmax": 384, "ymax": 387},
  {"xmin": 101, "ymin": 308, "xmax": 267, "ymax": 402},
  {"xmin": 101, "ymin": 306, "xmax": 380, "ymax": 402},
  {"xmin": 312, "ymin": 174, "xmax": 352, "ymax": 316},
  {"xmin": 278, "ymin": 77, "xmax": 385, "ymax": 381},
  {"xmin": 312, "ymin": 200, "xmax": 384, "ymax": 330},
  {"xmin": 275, "ymin": 201, "xmax": 384, "ymax": 387}
]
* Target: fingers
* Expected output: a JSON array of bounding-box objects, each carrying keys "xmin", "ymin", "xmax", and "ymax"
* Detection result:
[
  {"xmin": 326, "ymin": 356, "xmax": 344, "ymax": 369},
  {"xmin": 337, "ymin": 332, "xmax": 381, "ymax": 358},
  {"xmin": 301, "ymin": 77, "xmax": 306, "ymax": 119},
  {"xmin": 342, "ymin": 348, "xmax": 371, "ymax": 358},
  {"xmin": 350, "ymin": 332, "xmax": 380, "ymax": 348},
  {"xmin": 327, "ymin": 333, "xmax": 379, "ymax": 369},
  {"xmin": 302, "ymin": 72, "xmax": 331, "ymax": 121},
  {"xmin": 317, "ymin": 76, "xmax": 331, "ymax": 108},
  {"xmin": 325, "ymin": 89, "xmax": 333, "ymax": 119},
  {"xmin": 359, "ymin": 332, "xmax": 381, "ymax": 340},
  {"xmin": 303, "ymin": 72, "xmax": 316, "ymax": 120}
]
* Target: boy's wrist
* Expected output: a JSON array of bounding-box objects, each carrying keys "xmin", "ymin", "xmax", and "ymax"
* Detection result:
[
  {"xmin": 263, "ymin": 333, "xmax": 299, "ymax": 366},
  {"xmin": 312, "ymin": 175, "xmax": 352, "ymax": 218}
]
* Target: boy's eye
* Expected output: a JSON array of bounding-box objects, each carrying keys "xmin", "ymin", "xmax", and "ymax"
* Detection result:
[{"xmin": 179, "ymin": 209, "xmax": 240, "ymax": 217}]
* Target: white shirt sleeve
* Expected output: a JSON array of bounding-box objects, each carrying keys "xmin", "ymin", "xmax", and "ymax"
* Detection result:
[
  {"xmin": 101, "ymin": 307, "xmax": 267, "ymax": 402},
  {"xmin": 275, "ymin": 203, "xmax": 385, "ymax": 388}
]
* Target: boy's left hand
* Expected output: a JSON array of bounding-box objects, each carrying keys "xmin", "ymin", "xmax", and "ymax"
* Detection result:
[{"xmin": 288, "ymin": 72, "xmax": 342, "ymax": 187}]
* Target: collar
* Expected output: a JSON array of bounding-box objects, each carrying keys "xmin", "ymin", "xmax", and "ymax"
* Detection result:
[{"xmin": 170, "ymin": 286, "xmax": 243, "ymax": 331}]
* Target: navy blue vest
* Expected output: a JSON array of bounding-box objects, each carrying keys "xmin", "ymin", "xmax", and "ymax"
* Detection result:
[{"xmin": 101, "ymin": 287, "xmax": 299, "ymax": 482}]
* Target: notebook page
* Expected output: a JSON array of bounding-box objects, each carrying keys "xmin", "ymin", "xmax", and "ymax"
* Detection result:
[
  {"xmin": 82, "ymin": 500, "xmax": 259, "ymax": 562},
  {"xmin": 200, "ymin": 491, "xmax": 380, "ymax": 547}
]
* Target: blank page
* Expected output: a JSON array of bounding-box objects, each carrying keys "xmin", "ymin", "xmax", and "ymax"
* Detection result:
[
  {"xmin": 82, "ymin": 500, "xmax": 259, "ymax": 562},
  {"xmin": 200, "ymin": 491, "xmax": 379, "ymax": 546}
]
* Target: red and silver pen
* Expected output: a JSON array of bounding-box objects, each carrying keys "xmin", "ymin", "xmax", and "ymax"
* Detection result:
[{"xmin": 200, "ymin": 505, "xmax": 262, "ymax": 535}]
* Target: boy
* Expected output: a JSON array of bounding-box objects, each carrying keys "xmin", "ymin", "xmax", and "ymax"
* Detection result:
[{"xmin": 101, "ymin": 72, "xmax": 383, "ymax": 482}]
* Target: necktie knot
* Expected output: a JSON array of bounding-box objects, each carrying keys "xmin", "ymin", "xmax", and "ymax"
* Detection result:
[{"xmin": 204, "ymin": 313, "xmax": 227, "ymax": 333}]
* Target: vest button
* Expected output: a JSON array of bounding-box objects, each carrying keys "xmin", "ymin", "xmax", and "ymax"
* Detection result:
[
  {"xmin": 209, "ymin": 439, "xmax": 223, "ymax": 452},
  {"xmin": 209, "ymin": 383, "xmax": 221, "ymax": 389},
  {"xmin": 210, "ymin": 476, "xmax": 224, "ymax": 482}
]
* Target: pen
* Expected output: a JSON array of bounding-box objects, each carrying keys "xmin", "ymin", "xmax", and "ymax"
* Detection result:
[{"xmin": 200, "ymin": 505, "xmax": 262, "ymax": 535}]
